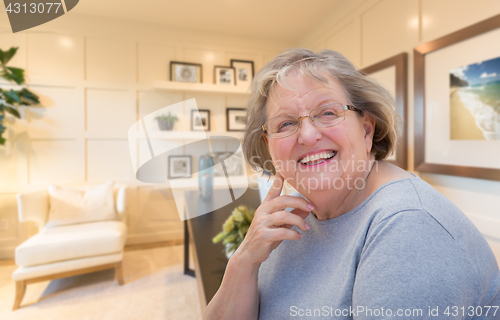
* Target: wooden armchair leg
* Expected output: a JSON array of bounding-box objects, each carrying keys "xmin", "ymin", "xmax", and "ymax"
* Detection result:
[
  {"xmin": 115, "ymin": 261, "xmax": 124, "ymax": 285},
  {"xmin": 13, "ymin": 281, "xmax": 26, "ymax": 311}
]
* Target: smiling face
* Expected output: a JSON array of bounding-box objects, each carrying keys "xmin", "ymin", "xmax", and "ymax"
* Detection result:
[{"xmin": 264, "ymin": 72, "xmax": 375, "ymax": 194}]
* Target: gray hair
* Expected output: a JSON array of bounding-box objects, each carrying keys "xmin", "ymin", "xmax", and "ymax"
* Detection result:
[{"xmin": 243, "ymin": 48, "xmax": 400, "ymax": 175}]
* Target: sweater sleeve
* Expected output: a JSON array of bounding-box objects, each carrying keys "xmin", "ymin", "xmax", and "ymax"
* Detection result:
[{"xmin": 352, "ymin": 209, "xmax": 484, "ymax": 320}]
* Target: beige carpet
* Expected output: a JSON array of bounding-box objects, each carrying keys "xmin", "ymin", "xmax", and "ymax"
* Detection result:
[{"xmin": 0, "ymin": 245, "xmax": 202, "ymax": 320}]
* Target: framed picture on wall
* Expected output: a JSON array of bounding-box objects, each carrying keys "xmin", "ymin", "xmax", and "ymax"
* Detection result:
[
  {"xmin": 191, "ymin": 109, "xmax": 210, "ymax": 131},
  {"xmin": 170, "ymin": 61, "xmax": 202, "ymax": 83},
  {"xmin": 226, "ymin": 108, "xmax": 246, "ymax": 131},
  {"xmin": 230, "ymin": 59, "xmax": 254, "ymax": 89},
  {"xmin": 214, "ymin": 66, "xmax": 235, "ymax": 85},
  {"xmin": 414, "ymin": 14, "xmax": 500, "ymax": 181},
  {"xmin": 360, "ymin": 53, "xmax": 408, "ymax": 170},
  {"xmin": 168, "ymin": 155, "xmax": 192, "ymax": 179}
]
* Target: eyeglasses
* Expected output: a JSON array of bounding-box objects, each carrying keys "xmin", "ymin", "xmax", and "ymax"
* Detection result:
[{"xmin": 262, "ymin": 103, "xmax": 359, "ymax": 139}]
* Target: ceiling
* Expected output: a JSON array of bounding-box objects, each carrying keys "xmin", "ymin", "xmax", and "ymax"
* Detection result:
[{"xmin": 70, "ymin": 0, "xmax": 343, "ymax": 42}]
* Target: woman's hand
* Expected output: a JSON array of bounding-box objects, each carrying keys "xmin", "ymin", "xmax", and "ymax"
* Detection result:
[{"xmin": 235, "ymin": 171, "xmax": 313, "ymax": 266}]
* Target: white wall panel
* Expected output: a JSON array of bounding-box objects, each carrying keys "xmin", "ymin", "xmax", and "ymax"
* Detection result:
[
  {"xmin": 421, "ymin": 0, "xmax": 500, "ymax": 43},
  {"xmin": 137, "ymin": 43, "xmax": 176, "ymax": 84},
  {"xmin": 87, "ymin": 139, "xmax": 130, "ymax": 182},
  {"xmin": 86, "ymin": 89, "xmax": 134, "ymax": 135},
  {"xmin": 184, "ymin": 47, "xmax": 224, "ymax": 84},
  {"xmin": 28, "ymin": 34, "xmax": 84, "ymax": 81},
  {"xmin": 86, "ymin": 37, "xmax": 129, "ymax": 83},
  {"xmin": 0, "ymin": 140, "xmax": 25, "ymax": 188},
  {"xmin": 325, "ymin": 20, "xmax": 361, "ymax": 67},
  {"xmin": 0, "ymin": 194, "xmax": 20, "ymax": 240},
  {"xmin": 29, "ymin": 140, "xmax": 84, "ymax": 183},
  {"xmin": 28, "ymin": 86, "xmax": 79, "ymax": 139},
  {"xmin": 361, "ymin": 0, "xmax": 418, "ymax": 67}
]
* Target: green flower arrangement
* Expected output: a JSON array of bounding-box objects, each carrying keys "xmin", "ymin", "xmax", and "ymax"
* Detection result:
[
  {"xmin": 213, "ymin": 205, "xmax": 255, "ymax": 258},
  {"xmin": 155, "ymin": 112, "xmax": 179, "ymax": 131}
]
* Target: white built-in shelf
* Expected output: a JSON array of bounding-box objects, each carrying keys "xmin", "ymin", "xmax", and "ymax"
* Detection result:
[
  {"xmin": 153, "ymin": 81, "xmax": 251, "ymax": 95},
  {"xmin": 147, "ymin": 130, "xmax": 243, "ymax": 140}
]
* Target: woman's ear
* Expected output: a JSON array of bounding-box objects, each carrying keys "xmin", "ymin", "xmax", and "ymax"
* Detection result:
[{"xmin": 363, "ymin": 113, "xmax": 375, "ymax": 154}]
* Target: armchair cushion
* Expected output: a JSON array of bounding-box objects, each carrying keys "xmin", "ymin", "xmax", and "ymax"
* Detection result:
[
  {"xmin": 15, "ymin": 221, "xmax": 126, "ymax": 267},
  {"xmin": 46, "ymin": 181, "xmax": 117, "ymax": 228}
]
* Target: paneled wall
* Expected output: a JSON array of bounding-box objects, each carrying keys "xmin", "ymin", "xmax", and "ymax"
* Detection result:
[
  {"xmin": 0, "ymin": 12, "xmax": 292, "ymax": 258},
  {"xmin": 299, "ymin": 0, "xmax": 500, "ymax": 260}
]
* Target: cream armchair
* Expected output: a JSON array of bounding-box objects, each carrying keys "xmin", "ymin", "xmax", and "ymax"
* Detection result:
[{"xmin": 12, "ymin": 185, "xmax": 128, "ymax": 310}]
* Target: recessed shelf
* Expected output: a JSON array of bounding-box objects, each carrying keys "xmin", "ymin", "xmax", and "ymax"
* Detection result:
[{"xmin": 153, "ymin": 81, "xmax": 251, "ymax": 95}]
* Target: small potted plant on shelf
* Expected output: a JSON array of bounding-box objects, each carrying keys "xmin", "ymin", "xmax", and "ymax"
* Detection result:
[
  {"xmin": 155, "ymin": 112, "xmax": 178, "ymax": 131},
  {"xmin": 213, "ymin": 205, "xmax": 255, "ymax": 259}
]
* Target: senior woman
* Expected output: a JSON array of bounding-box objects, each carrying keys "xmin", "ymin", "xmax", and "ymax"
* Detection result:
[{"xmin": 203, "ymin": 49, "xmax": 500, "ymax": 320}]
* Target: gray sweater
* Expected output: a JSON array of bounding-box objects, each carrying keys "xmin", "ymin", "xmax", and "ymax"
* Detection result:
[{"xmin": 257, "ymin": 176, "xmax": 500, "ymax": 319}]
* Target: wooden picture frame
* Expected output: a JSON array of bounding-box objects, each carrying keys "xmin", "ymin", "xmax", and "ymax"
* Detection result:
[
  {"xmin": 214, "ymin": 66, "xmax": 235, "ymax": 85},
  {"xmin": 230, "ymin": 59, "xmax": 254, "ymax": 89},
  {"xmin": 414, "ymin": 14, "xmax": 500, "ymax": 181},
  {"xmin": 170, "ymin": 61, "xmax": 202, "ymax": 83},
  {"xmin": 226, "ymin": 108, "xmax": 246, "ymax": 131},
  {"xmin": 361, "ymin": 53, "xmax": 408, "ymax": 170},
  {"xmin": 191, "ymin": 109, "xmax": 210, "ymax": 131},
  {"xmin": 168, "ymin": 155, "xmax": 192, "ymax": 179}
]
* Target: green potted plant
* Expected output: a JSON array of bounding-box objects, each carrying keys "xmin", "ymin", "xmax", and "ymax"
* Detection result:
[
  {"xmin": 155, "ymin": 112, "xmax": 179, "ymax": 131},
  {"xmin": 213, "ymin": 205, "xmax": 255, "ymax": 259},
  {"xmin": 0, "ymin": 47, "xmax": 40, "ymax": 145}
]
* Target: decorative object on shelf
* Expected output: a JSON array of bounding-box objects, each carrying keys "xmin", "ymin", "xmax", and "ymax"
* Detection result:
[
  {"xmin": 214, "ymin": 66, "xmax": 235, "ymax": 85},
  {"xmin": 155, "ymin": 112, "xmax": 179, "ymax": 131},
  {"xmin": 360, "ymin": 53, "xmax": 408, "ymax": 170},
  {"xmin": 191, "ymin": 109, "xmax": 210, "ymax": 131},
  {"xmin": 170, "ymin": 61, "xmax": 202, "ymax": 83},
  {"xmin": 0, "ymin": 47, "xmax": 40, "ymax": 145},
  {"xmin": 226, "ymin": 107, "xmax": 247, "ymax": 131},
  {"xmin": 198, "ymin": 154, "xmax": 214, "ymax": 199},
  {"xmin": 168, "ymin": 155, "xmax": 192, "ymax": 179},
  {"xmin": 414, "ymin": 13, "xmax": 500, "ymax": 181},
  {"xmin": 230, "ymin": 59, "xmax": 254, "ymax": 89},
  {"xmin": 212, "ymin": 205, "xmax": 255, "ymax": 259},
  {"xmin": 212, "ymin": 151, "xmax": 244, "ymax": 177}
]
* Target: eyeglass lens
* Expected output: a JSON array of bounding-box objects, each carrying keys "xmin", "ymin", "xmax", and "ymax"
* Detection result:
[{"xmin": 266, "ymin": 103, "xmax": 346, "ymax": 138}]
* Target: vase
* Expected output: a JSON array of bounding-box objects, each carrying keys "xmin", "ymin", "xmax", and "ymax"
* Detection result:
[{"xmin": 198, "ymin": 154, "xmax": 214, "ymax": 199}]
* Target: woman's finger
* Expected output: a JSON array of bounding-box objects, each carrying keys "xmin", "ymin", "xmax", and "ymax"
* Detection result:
[
  {"xmin": 265, "ymin": 195, "xmax": 314, "ymax": 214},
  {"xmin": 268, "ymin": 210, "xmax": 310, "ymax": 232},
  {"xmin": 266, "ymin": 227, "xmax": 303, "ymax": 242}
]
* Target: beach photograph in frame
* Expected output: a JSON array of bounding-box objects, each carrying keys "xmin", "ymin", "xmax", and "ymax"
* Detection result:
[
  {"xmin": 449, "ymin": 56, "xmax": 500, "ymax": 140},
  {"xmin": 214, "ymin": 66, "xmax": 235, "ymax": 85},
  {"xmin": 168, "ymin": 155, "xmax": 192, "ymax": 179},
  {"xmin": 414, "ymin": 13, "xmax": 500, "ymax": 181},
  {"xmin": 226, "ymin": 108, "xmax": 246, "ymax": 131},
  {"xmin": 191, "ymin": 109, "xmax": 210, "ymax": 131},
  {"xmin": 170, "ymin": 61, "xmax": 202, "ymax": 83},
  {"xmin": 360, "ymin": 53, "xmax": 408, "ymax": 170},
  {"xmin": 230, "ymin": 59, "xmax": 254, "ymax": 89}
]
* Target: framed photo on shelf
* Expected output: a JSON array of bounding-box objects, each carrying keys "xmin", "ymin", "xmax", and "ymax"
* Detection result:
[
  {"xmin": 414, "ymin": 14, "xmax": 500, "ymax": 181},
  {"xmin": 168, "ymin": 155, "xmax": 192, "ymax": 179},
  {"xmin": 191, "ymin": 109, "xmax": 210, "ymax": 131},
  {"xmin": 226, "ymin": 108, "xmax": 246, "ymax": 131},
  {"xmin": 214, "ymin": 66, "xmax": 235, "ymax": 85},
  {"xmin": 360, "ymin": 53, "xmax": 408, "ymax": 170},
  {"xmin": 170, "ymin": 61, "xmax": 202, "ymax": 83},
  {"xmin": 212, "ymin": 151, "xmax": 245, "ymax": 177},
  {"xmin": 230, "ymin": 59, "xmax": 254, "ymax": 89}
]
